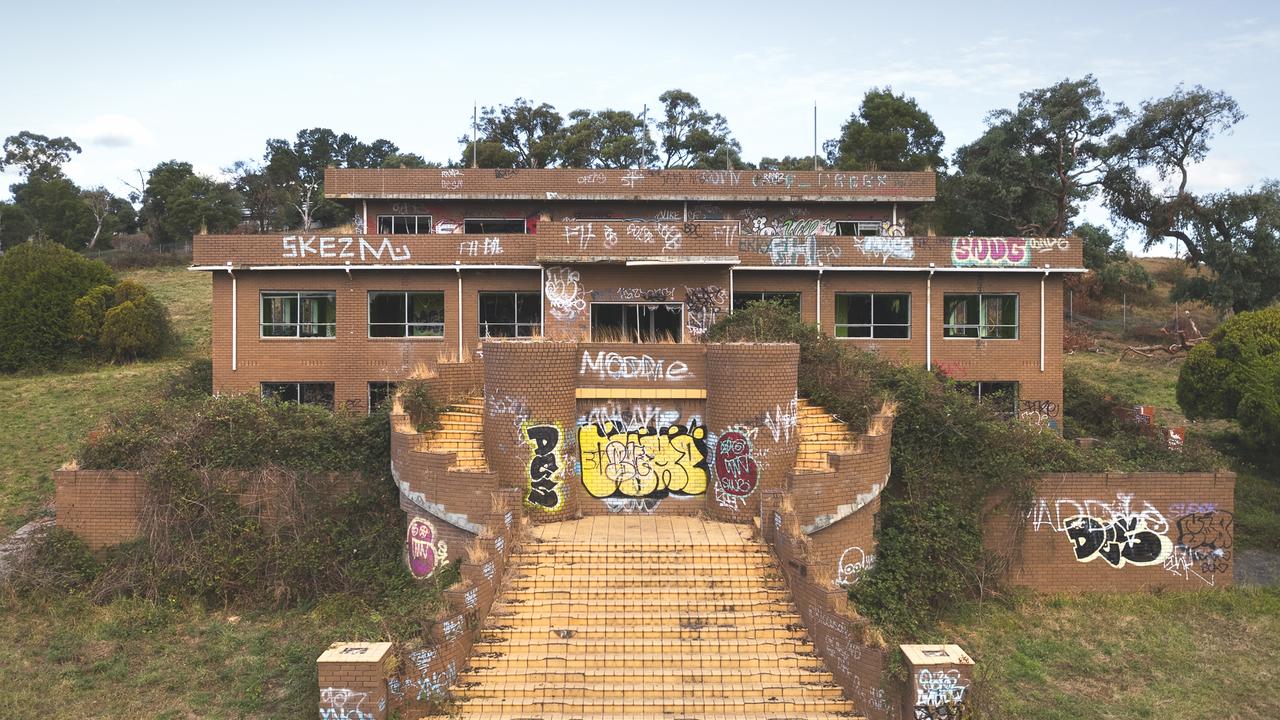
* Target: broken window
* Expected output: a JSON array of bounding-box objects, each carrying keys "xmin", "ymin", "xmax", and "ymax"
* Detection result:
[
  {"xmin": 590, "ymin": 303, "xmax": 683, "ymax": 342},
  {"xmin": 732, "ymin": 292, "xmax": 801, "ymax": 315},
  {"xmin": 478, "ymin": 291, "xmax": 541, "ymax": 337},
  {"xmin": 368, "ymin": 291, "xmax": 445, "ymax": 338},
  {"xmin": 376, "ymin": 215, "xmax": 431, "ymax": 234},
  {"xmin": 464, "ymin": 218, "xmax": 526, "ymax": 234},
  {"xmin": 368, "ymin": 381, "xmax": 397, "ymax": 411},
  {"xmin": 943, "ymin": 294, "xmax": 1018, "ymax": 339},
  {"xmin": 835, "ymin": 220, "xmax": 886, "ymax": 237}
]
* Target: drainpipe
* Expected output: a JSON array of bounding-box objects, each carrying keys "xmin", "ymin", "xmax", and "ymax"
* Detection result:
[
  {"xmin": 728, "ymin": 267, "xmax": 734, "ymax": 315},
  {"xmin": 892, "ymin": 202, "xmax": 898, "ymax": 226},
  {"xmin": 816, "ymin": 268, "xmax": 823, "ymax": 329},
  {"xmin": 540, "ymin": 265, "xmax": 546, "ymax": 334},
  {"xmin": 362, "ymin": 200, "xmax": 368, "ymax": 235},
  {"xmin": 926, "ymin": 265, "xmax": 934, "ymax": 370},
  {"xmin": 456, "ymin": 266, "xmax": 464, "ymax": 360},
  {"xmin": 227, "ymin": 263, "xmax": 237, "ymax": 372},
  {"xmin": 1040, "ymin": 266, "xmax": 1049, "ymax": 372}
]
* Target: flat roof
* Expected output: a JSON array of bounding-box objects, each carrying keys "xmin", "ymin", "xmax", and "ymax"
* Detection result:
[{"xmin": 325, "ymin": 168, "xmax": 936, "ymax": 203}]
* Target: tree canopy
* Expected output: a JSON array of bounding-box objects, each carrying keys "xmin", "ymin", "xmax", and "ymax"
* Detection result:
[{"xmin": 824, "ymin": 88, "xmax": 945, "ymax": 172}]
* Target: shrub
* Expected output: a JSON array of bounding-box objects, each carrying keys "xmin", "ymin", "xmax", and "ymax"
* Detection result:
[
  {"xmin": 70, "ymin": 284, "xmax": 115, "ymax": 346},
  {"xmin": 0, "ymin": 242, "xmax": 114, "ymax": 372},
  {"xmin": 1177, "ymin": 305, "xmax": 1280, "ymax": 450},
  {"xmin": 399, "ymin": 379, "xmax": 448, "ymax": 432},
  {"xmin": 162, "ymin": 358, "xmax": 214, "ymax": 400},
  {"xmin": 99, "ymin": 294, "xmax": 170, "ymax": 361},
  {"xmin": 4, "ymin": 527, "xmax": 100, "ymax": 597}
]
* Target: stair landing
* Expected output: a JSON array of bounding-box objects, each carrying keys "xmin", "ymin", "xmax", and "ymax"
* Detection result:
[{"xmin": 438, "ymin": 516, "xmax": 863, "ymax": 719}]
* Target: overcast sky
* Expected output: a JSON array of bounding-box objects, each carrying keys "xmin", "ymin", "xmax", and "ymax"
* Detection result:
[{"xmin": 2, "ymin": 0, "xmax": 1276, "ymax": 253}]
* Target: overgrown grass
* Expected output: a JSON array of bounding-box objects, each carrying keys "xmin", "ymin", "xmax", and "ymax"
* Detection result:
[
  {"xmin": 0, "ymin": 267, "xmax": 209, "ymax": 530},
  {"xmin": 947, "ymin": 588, "xmax": 1280, "ymax": 719}
]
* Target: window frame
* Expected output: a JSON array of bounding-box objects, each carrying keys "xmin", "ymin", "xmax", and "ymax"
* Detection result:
[
  {"xmin": 260, "ymin": 382, "xmax": 335, "ymax": 410},
  {"xmin": 367, "ymin": 291, "xmax": 446, "ymax": 339},
  {"xmin": 259, "ymin": 291, "xmax": 337, "ymax": 339},
  {"xmin": 375, "ymin": 214, "xmax": 432, "ymax": 234},
  {"xmin": 955, "ymin": 380, "xmax": 1019, "ymax": 419},
  {"xmin": 368, "ymin": 381, "xmax": 397, "ymax": 412},
  {"xmin": 477, "ymin": 291, "xmax": 542, "ymax": 338},
  {"xmin": 589, "ymin": 301, "xmax": 685, "ymax": 343},
  {"xmin": 732, "ymin": 291, "xmax": 802, "ymax": 314},
  {"xmin": 464, "ymin": 217, "xmax": 527, "ymax": 235},
  {"xmin": 833, "ymin": 292, "xmax": 912, "ymax": 340},
  {"xmin": 835, "ymin": 220, "xmax": 886, "ymax": 237},
  {"xmin": 942, "ymin": 293, "xmax": 1020, "ymax": 340}
]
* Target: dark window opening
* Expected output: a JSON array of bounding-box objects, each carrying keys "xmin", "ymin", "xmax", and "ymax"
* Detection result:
[
  {"xmin": 835, "ymin": 220, "xmax": 885, "ymax": 237},
  {"xmin": 732, "ymin": 292, "xmax": 801, "ymax": 315},
  {"xmin": 465, "ymin": 219, "xmax": 526, "ymax": 234},
  {"xmin": 835, "ymin": 293, "xmax": 910, "ymax": 339},
  {"xmin": 376, "ymin": 215, "xmax": 431, "ymax": 234},
  {"xmin": 953, "ymin": 381, "xmax": 1019, "ymax": 418},
  {"xmin": 944, "ymin": 294, "xmax": 1018, "ymax": 339},
  {"xmin": 369, "ymin": 291, "xmax": 445, "ymax": 337},
  {"xmin": 368, "ymin": 381, "xmax": 396, "ymax": 411},
  {"xmin": 479, "ymin": 291, "xmax": 541, "ymax": 337},
  {"xmin": 261, "ymin": 382, "xmax": 335, "ymax": 409},
  {"xmin": 590, "ymin": 303, "xmax": 683, "ymax": 342}
]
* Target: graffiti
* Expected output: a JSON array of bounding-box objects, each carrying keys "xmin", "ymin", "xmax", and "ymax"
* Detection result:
[
  {"xmin": 914, "ymin": 669, "xmax": 969, "ymax": 720},
  {"xmin": 577, "ymin": 171, "xmax": 606, "ymax": 184},
  {"xmin": 488, "ymin": 395, "xmax": 531, "ymax": 443},
  {"xmin": 319, "ymin": 687, "xmax": 373, "ymax": 720},
  {"xmin": 684, "ymin": 285, "xmax": 726, "ymax": 337},
  {"xmin": 580, "ymin": 350, "xmax": 690, "ymax": 382},
  {"xmin": 524, "ymin": 423, "xmax": 565, "ymax": 511},
  {"xmin": 881, "ymin": 220, "xmax": 907, "ymax": 236},
  {"xmin": 494, "ymin": 168, "xmax": 519, "ymax": 179},
  {"xmin": 1169, "ymin": 502, "xmax": 1216, "ymax": 516},
  {"xmin": 1064, "ymin": 514, "xmax": 1173, "ymax": 568},
  {"xmin": 712, "ymin": 223, "xmax": 738, "ymax": 247},
  {"xmin": 281, "ymin": 235, "xmax": 410, "ymax": 262},
  {"xmin": 545, "ymin": 266, "xmax": 586, "ymax": 320},
  {"xmin": 1029, "ymin": 492, "xmax": 1169, "ymax": 535},
  {"xmin": 617, "ymin": 286, "xmax": 675, "ymax": 302},
  {"xmin": 1166, "ymin": 426, "xmax": 1186, "ymax": 450},
  {"xmin": 435, "ymin": 219, "xmax": 461, "ymax": 234},
  {"xmin": 695, "ymin": 169, "xmax": 743, "ymax": 186},
  {"xmin": 1174, "ymin": 510, "xmax": 1233, "ymax": 574},
  {"xmin": 1027, "ymin": 237, "xmax": 1070, "ymax": 251},
  {"xmin": 951, "ymin": 237, "xmax": 1030, "ymax": 267},
  {"xmin": 406, "ymin": 659, "xmax": 457, "ymax": 701},
  {"xmin": 580, "ymin": 402, "xmax": 685, "ymax": 432},
  {"xmin": 625, "ymin": 223, "xmax": 657, "ymax": 246},
  {"xmin": 620, "ymin": 170, "xmax": 646, "ymax": 187},
  {"xmin": 764, "ymin": 397, "xmax": 799, "ymax": 442},
  {"xmin": 835, "ymin": 546, "xmax": 875, "ymax": 587},
  {"xmin": 766, "ymin": 235, "xmax": 817, "ymax": 265},
  {"xmin": 407, "ymin": 516, "xmax": 448, "ymax": 579},
  {"xmin": 602, "ymin": 497, "xmax": 663, "ymax": 513},
  {"xmin": 351, "ymin": 214, "xmax": 365, "ymax": 235},
  {"xmin": 563, "ymin": 223, "xmax": 596, "ymax": 250},
  {"xmin": 440, "ymin": 169, "xmax": 463, "ymax": 190},
  {"xmin": 1019, "ymin": 399, "xmax": 1061, "ymax": 429},
  {"xmin": 579, "ymin": 420, "xmax": 708, "ymax": 499},
  {"xmin": 713, "ymin": 430, "xmax": 758, "ymax": 500},
  {"xmin": 753, "ymin": 170, "xmax": 794, "ymax": 188},
  {"xmin": 855, "ymin": 235, "xmax": 914, "ymax": 263},
  {"xmin": 457, "ymin": 236, "xmax": 503, "ymax": 256}
]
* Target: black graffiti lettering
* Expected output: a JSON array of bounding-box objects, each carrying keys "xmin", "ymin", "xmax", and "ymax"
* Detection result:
[
  {"xmin": 525, "ymin": 424, "xmax": 564, "ymax": 510},
  {"xmin": 914, "ymin": 701, "xmax": 971, "ymax": 720},
  {"xmin": 1064, "ymin": 515, "xmax": 1171, "ymax": 568},
  {"xmin": 1175, "ymin": 510, "xmax": 1234, "ymax": 573}
]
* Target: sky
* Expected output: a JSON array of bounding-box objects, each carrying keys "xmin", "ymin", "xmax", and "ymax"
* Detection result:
[{"xmin": 2, "ymin": 0, "xmax": 1277, "ymax": 254}]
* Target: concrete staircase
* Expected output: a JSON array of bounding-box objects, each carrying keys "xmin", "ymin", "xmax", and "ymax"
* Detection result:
[
  {"xmin": 441, "ymin": 516, "xmax": 863, "ymax": 719},
  {"xmin": 794, "ymin": 399, "xmax": 857, "ymax": 471},
  {"xmin": 421, "ymin": 396, "xmax": 488, "ymax": 470}
]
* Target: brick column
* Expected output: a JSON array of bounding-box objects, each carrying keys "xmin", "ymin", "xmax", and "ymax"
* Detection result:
[
  {"xmin": 901, "ymin": 644, "xmax": 975, "ymax": 719},
  {"xmin": 483, "ymin": 340, "xmax": 579, "ymax": 522},
  {"xmin": 704, "ymin": 343, "xmax": 799, "ymax": 522},
  {"xmin": 317, "ymin": 641, "xmax": 392, "ymax": 720}
]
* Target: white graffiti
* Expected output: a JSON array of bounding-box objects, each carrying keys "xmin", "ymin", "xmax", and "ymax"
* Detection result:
[
  {"xmin": 1028, "ymin": 493, "xmax": 1169, "ymax": 535},
  {"xmin": 684, "ymin": 285, "xmax": 727, "ymax": 338},
  {"xmin": 1163, "ymin": 546, "xmax": 1218, "ymax": 586},
  {"xmin": 580, "ymin": 402, "xmax": 685, "ymax": 432},
  {"xmin": 620, "ymin": 170, "xmax": 646, "ymax": 187},
  {"xmin": 441, "ymin": 169, "xmax": 463, "ymax": 190},
  {"xmin": 617, "ymin": 286, "xmax": 675, "ymax": 301},
  {"xmin": 577, "ymin": 171, "xmax": 606, "ymax": 184},
  {"xmin": 458, "ymin": 236, "xmax": 503, "ymax": 256},
  {"xmin": 715, "ymin": 483, "xmax": 746, "ymax": 510},
  {"xmin": 836, "ymin": 547, "xmax": 875, "ymax": 587},
  {"xmin": 713, "ymin": 223, "xmax": 739, "ymax": 247},
  {"xmin": 917, "ymin": 669, "xmax": 968, "ymax": 708},
  {"xmin": 603, "ymin": 497, "xmax": 662, "ymax": 513},
  {"xmin": 855, "ymin": 236, "xmax": 915, "ymax": 264},
  {"xmin": 603, "ymin": 224, "xmax": 618, "ymax": 248},
  {"xmin": 626, "ymin": 223, "xmax": 656, "ymax": 245},
  {"xmin": 652, "ymin": 209, "xmax": 682, "ymax": 221},
  {"xmin": 545, "ymin": 266, "xmax": 586, "ymax": 320},
  {"xmin": 281, "ymin": 236, "xmax": 410, "ymax": 263},
  {"xmin": 657, "ymin": 223, "xmax": 683, "ymax": 252},
  {"xmin": 580, "ymin": 350, "xmax": 690, "ymax": 382},
  {"xmin": 1027, "ymin": 237, "xmax": 1070, "ymax": 251},
  {"xmin": 563, "ymin": 223, "xmax": 596, "ymax": 250},
  {"xmin": 764, "ymin": 397, "xmax": 799, "ymax": 442},
  {"xmin": 319, "ymin": 687, "xmax": 372, "ymax": 720}
]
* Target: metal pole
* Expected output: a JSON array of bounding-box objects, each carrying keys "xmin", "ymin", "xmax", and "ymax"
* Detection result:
[
  {"xmin": 813, "ymin": 102, "xmax": 819, "ymax": 171},
  {"xmin": 472, "ymin": 102, "xmax": 478, "ymax": 169}
]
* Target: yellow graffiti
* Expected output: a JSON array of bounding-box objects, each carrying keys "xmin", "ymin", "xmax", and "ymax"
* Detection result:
[{"xmin": 578, "ymin": 421, "xmax": 708, "ymax": 499}]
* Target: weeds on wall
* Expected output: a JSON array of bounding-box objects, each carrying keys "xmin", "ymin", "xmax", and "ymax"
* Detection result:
[
  {"xmin": 707, "ymin": 302, "xmax": 1222, "ymax": 638},
  {"xmin": 12, "ymin": 387, "xmax": 446, "ymax": 637}
]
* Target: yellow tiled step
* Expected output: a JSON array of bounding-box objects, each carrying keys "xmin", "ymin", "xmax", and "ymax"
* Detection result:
[
  {"xmin": 491, "ymin": 600, "xmax": 798, "ymax": 617},
  {"xmin": 480, "ymin": 624, "xmax": 808, "ymax": 641},
  {"xmin": 449, "ymin": 697, "xmax": 857, "ymax": 714},
  {"xmin": 423, "ymin": 430, "xmax": 483, "ymax": 441},
  {"xmin": 453, "ymin": 681, "xmax": 844, "ymax": 700},
  {"xmin": 440, "ymin": 715, "xmax": 856, "ymax": 720},
  {"xmin": 511, "ymin": 559, "xmax": 777, "ymax": 573},
  {"xmin": 474, "ymin": 637, "xmax": 814, "ymax": 655},
  {"xmin": 459, "ymin": 666, "xmax": 828, "ymax": 683},
  {"xmin": 465, "ymin": 652, "xmax": 827, "ymax": 671},
  {"xmin": 486, "ymin": 608, "xmax": 802, "ymax": 626},
  {"xmin": 506, "ymin": 573, "xmax": 783, "ymax": 588}
]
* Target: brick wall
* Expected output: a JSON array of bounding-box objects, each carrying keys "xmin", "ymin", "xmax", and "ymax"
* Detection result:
[
  {"xmin": 54, "ymin": 470, "xmax": 146, "ymax": 550},
  {"xmin": 992, "ymin": 472, "xmax": 1237, "ymax": 592}
]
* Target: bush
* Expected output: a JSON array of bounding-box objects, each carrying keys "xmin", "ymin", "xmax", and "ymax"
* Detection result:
[
  {"xmin": 4, "ymin": 527, "xmax": 100, "ymax": 597},
  {"xmin": 162, "ymin": 358, "xmax": 213, "ymax": 400},
  {"xmin": 1177, "ymin": 305, "xmax": 1280, "ymax": 450},
  {"xmin": 0, "ymin": 242, "xmax": 114, "ymax": 372},
  {"xmin": 100, "ymin": 294, "xmax": 170, "ymax": 361}
]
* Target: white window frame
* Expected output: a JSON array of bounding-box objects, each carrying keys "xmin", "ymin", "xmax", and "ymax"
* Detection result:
[
  {"xmin": 835, "ymin": 220, "xmax": 886, "ymax": 237},
  {"xmin": 376, "ymin": 214, "xmax": 432, "ymax": 234},
  {"xmin": 464, "ymin": 217, "xmax": 527, "ymax": 234},
  {"xmin": 259, "ymin": 291, "xmax": 336, "ymax": 339},
  {"xmin": 943, "ymin": 293, "xmax": 1020, "ymax": 341},
  {"xmin": 367, "ymin": 291, "xmax": 446, "ymax": 339},
  {"xmin": 260, "ymin": 381, "xmax": 335, "ymax": 409},
  {"xmin": 478, "ymin": 291, "xmax": 542, "ymax": 338},
  {"xmin": 589, "ymin": 301, "xmax": 685, "ymax": 343},
  {"xmin": 834, "ymin": 292, "xmax": 912, "ymax": 339}
]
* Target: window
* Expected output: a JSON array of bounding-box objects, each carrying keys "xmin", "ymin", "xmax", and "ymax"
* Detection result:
[
  {"xmin": 944, "ymin": 294, "xmax": 1018, "ymax": 339},
  {"xmin": 955, "ymin": 381, "xmax": 1019, "ymax": 418},
  {"xmin": 834, "ymin": 293, "xmax": 910, "ymax": 339},
  {"xmin": 368, "ymin": 291, "xmax": 444, "ymax": 338},
  {"xmin": 835, "ymin": 220, "xmax": 885, "ymax": 237},
  {"xmin": 590, "ymin": 303, "xmax": 683, "ymax": 342},
  {"xmin": 261, "ymin": 382, "xmax": 335, "ymax": 409},
  {"xmin": 368, "ymin": 381, "xmax": 396, "ymax": 411},
  {"xmin": 260, "ymin": 291, "xmax": 336, "ymax": 338},
  {"xmin": 465, "ymin": 218, "xmax": 526, "ymax": 234},
  {"xmin": 732, "ymin": 292, "xmax": 801, "ymax": 315},
  {"xmin": 376, "ymin": 215, "xmax": 431, "ymax": 234},
  {"xmin": 479, "ymin": 291, "xmax": 541, "ymax": 337}
]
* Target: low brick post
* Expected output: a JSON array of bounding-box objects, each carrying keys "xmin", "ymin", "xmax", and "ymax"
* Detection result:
[
  {"xmin": 317, "ymin": 641, "xmax": 392, "ymax": 719},
  {"xmin": 901, "ymin": 644, "xmax": 975, "ymax": 719}
]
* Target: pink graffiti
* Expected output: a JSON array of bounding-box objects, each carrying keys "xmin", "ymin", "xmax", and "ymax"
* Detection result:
[{"xmin": 951, "ymin": 237, "xmax": 1030, "ymax": 267}]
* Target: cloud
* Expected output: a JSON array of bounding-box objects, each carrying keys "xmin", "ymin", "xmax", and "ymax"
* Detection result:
[{"xmin": 74, "ymin": 115, "xmax": 153, "ymax": 149}]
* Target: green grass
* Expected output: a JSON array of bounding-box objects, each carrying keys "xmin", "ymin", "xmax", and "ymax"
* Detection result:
[
  {"xmin": 1065, "ymin": 350, "xmax": 1189, "ymax": 424},
  {"xmin": 947, "ymin": 588, "xmax": 1280, "ymax": 719},
  {"xmin": 0, "ymin": 267, "xmax": 210, "ymax": 530},
  {"xmin": 0, "ymin": 593, "xmax": 396, "ymax": 719}
]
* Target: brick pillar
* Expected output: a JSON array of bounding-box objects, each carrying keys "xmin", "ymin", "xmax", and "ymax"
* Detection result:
[
  {"xmin": 704, "ymin": 343, "xmax": 800, "ymax": 522},
  {"xmin": 900, "ymin": 644, "xmax": 975, "ymax": 719},
  {"xmin": 317, "ymin": 641, "xmax": 392, "ymax": 720},
  {"xmin": 483, "ymin": 340, "xmax": 579, "ymax": 522}
]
